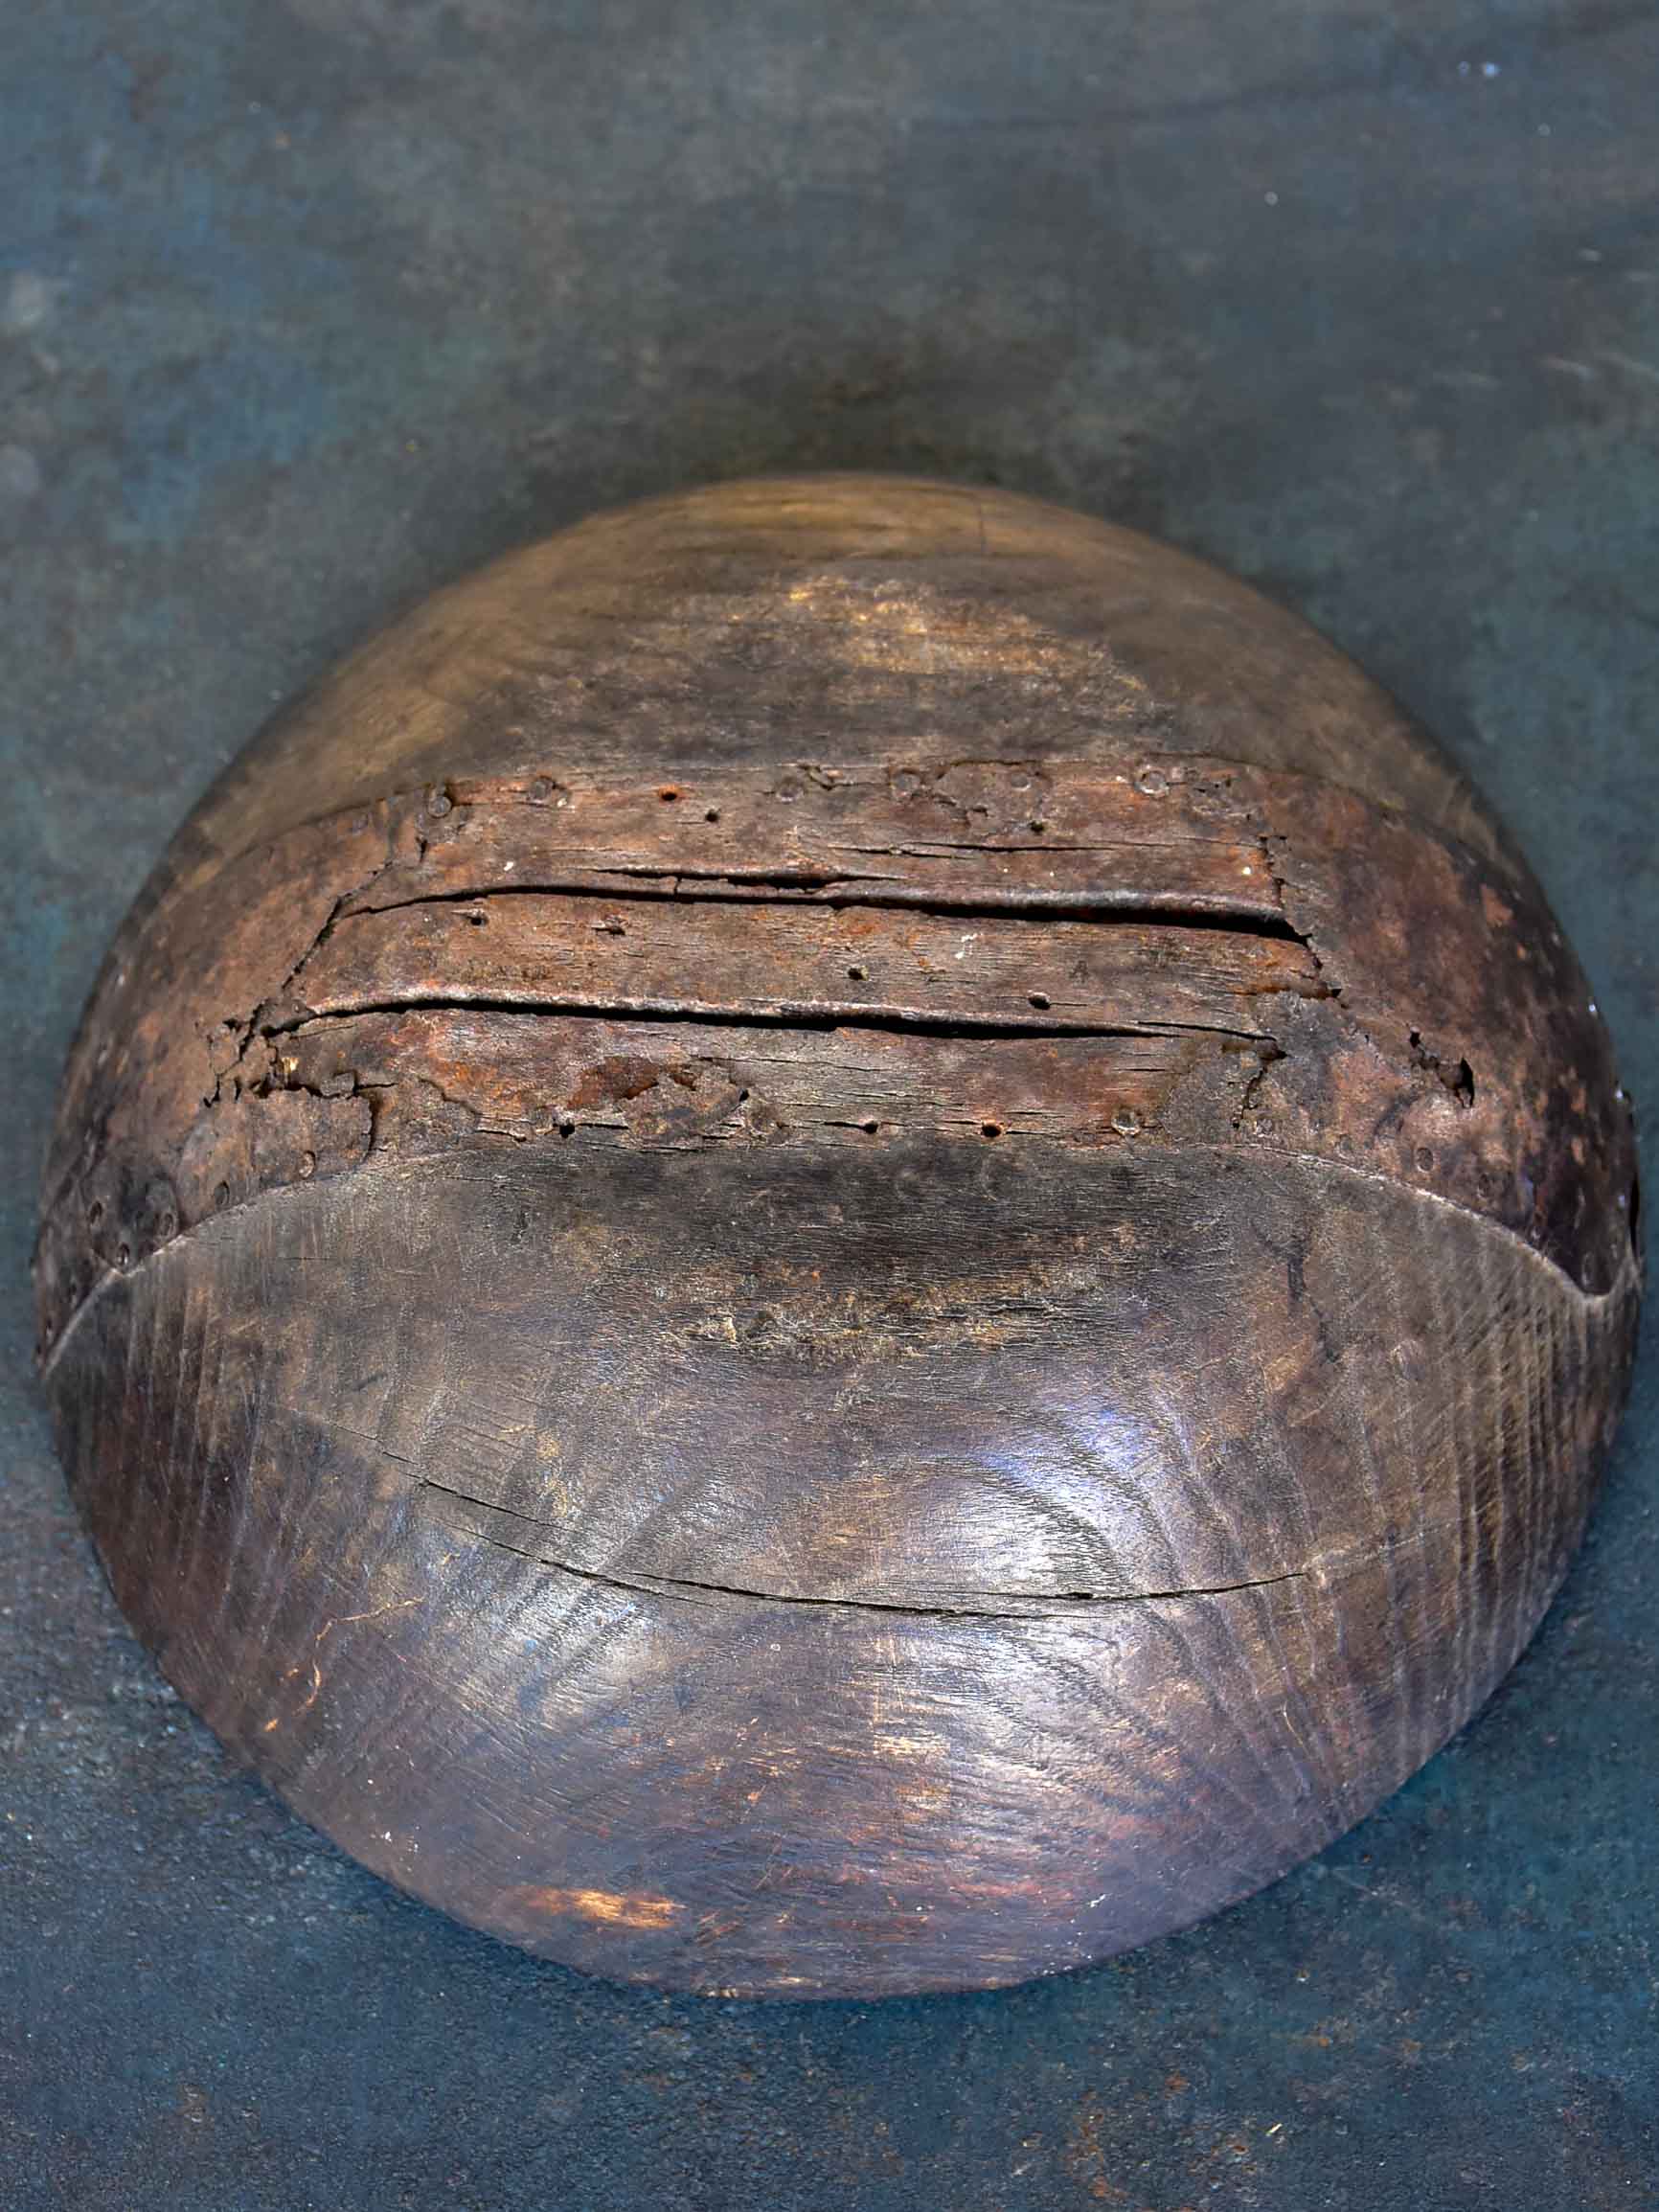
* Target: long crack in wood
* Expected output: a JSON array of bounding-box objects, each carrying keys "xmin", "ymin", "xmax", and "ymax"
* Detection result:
[
  {"xmin": 413, "ymin": 1474, "xmax": 1309, "ymax": 1620},
  {"xmin": 261, "ymin": 993, "xmax": 1267, "ymax": 1046}
]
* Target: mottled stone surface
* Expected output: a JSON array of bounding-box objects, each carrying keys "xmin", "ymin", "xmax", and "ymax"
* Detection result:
[{"xmin": 2, "ymin": 2, "xmax": 1656, "ymax": 2204}]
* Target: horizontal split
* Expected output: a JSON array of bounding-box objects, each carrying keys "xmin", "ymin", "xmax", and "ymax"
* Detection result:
[{"xmin": 282, "ymin": 887, "xmax": 1324, "ymax": 1043}]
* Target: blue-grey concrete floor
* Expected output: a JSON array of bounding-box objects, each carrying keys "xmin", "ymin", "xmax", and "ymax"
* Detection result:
[{"xmin": 3, "ymin": 5, "xmax": 1657, "ymax": 2207}]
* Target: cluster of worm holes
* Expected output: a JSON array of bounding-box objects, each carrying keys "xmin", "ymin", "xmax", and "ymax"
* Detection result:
[
  {"xmin": 84, "ymin": 1193, "xmax": 176, "ymax": 1272},
  {"xmin": 551, "ymin": 775, "xmax": 1486, "ymax": 1170},
  {"xmin": 455, "ymin": 775, "xmax": 1082, "ymax": 1148}
]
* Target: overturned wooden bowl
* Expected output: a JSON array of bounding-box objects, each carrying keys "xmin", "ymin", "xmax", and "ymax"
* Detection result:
[{"xmin": 36, "ymin": 477, "xmax": 1640, "ymax": 1996}]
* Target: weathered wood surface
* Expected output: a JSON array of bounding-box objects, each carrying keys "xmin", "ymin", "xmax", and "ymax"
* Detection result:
[{"xmin": 36, "ymin": 477, "xmax": 1642, "ymax": 1997}]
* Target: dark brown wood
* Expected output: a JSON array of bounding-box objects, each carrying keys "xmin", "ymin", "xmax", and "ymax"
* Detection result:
[{"xmin": 35, "ymin": 476, "xmax": 1642, "ymax": 1998}]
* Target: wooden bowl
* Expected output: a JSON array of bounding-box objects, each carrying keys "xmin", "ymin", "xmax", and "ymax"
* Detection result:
[{"xmin": 36, "ymin": 477, "xmax": 1641, "ymax": 1997}]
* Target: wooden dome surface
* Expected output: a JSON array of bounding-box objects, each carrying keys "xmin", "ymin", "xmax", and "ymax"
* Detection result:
[{"xmin": 36, "ymin": 477, "xmax": 1641, "ymax": 1997}]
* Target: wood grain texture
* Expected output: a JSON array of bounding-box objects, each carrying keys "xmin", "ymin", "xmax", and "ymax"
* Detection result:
[{"xmin": 36, "ymin": 477, "xmax": 1642, "ymax": 1997}]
